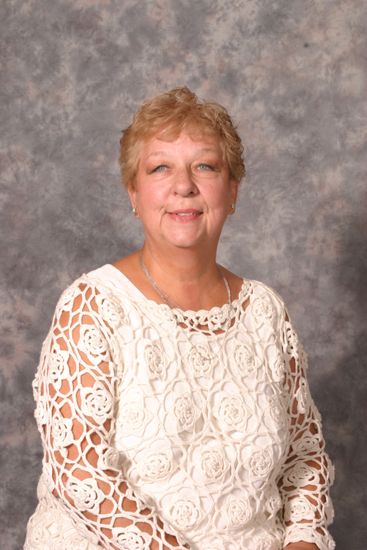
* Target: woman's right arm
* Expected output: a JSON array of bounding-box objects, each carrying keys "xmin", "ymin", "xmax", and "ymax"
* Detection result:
[{"xmin": 34, "ymin": 279, "xmax": 188, "ymax": 549}]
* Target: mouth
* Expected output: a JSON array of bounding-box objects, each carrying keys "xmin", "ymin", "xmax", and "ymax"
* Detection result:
[
  {"xmin": 169, "ymin": 209, "xmax": 203, "ymax": 216},
  {"xmin": 167, "ymin": 209, "xmax": 203, "ymax": 222}
]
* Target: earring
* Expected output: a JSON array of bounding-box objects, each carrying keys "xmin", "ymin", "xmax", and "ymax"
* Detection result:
[
  {"xmin": 132, "ymin": 206, "xmax": 137, "ymax": 216},
  {"xmin": 230, "ymin": 203, "xmax": 236, "ymax": 214}
]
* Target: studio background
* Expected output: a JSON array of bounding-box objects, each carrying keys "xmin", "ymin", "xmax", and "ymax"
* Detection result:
[{"xmin": 1, "ymin": 0, "xmax": 366, "ymax": 548}]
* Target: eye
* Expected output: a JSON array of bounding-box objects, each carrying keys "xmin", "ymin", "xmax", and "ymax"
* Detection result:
[
  {"xmin": 150, "ymin": 164, "xmax": 168, "ymax": 173},
  {"xmin": 197, "ymin": 163, "xmax": 215, "ymax": 171}
]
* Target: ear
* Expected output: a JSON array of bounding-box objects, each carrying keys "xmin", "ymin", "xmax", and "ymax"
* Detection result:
[
  {"xmin": 127, "ymin": 182, "xmax": 137, "ymax": 208},
  {"xmin": 229, "ymin": 179, "xmax": 239, "ymax": 208}
]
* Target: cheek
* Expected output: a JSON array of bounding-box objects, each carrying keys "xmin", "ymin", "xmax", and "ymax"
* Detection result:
[
  {"xmin": 136, "ymin": 187, "xmax": 166, "ymax": 212},
  {"xmin": 207, "ymin": 186, "xmax": 232, "ymax": 209}
]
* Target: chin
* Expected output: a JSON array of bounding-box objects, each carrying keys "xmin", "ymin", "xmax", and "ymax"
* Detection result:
[
  {"xmin": 168, "ymin": 240, "xmax": 201, "ymax": 249},
  {"xmin": 161, "ymin": 231, "xmax": 202, "ymax": 248}
]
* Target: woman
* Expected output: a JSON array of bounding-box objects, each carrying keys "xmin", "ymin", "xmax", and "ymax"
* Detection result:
[{"xmin": 25, "ymin": 87, "xmax": 335, "ymax": 550}]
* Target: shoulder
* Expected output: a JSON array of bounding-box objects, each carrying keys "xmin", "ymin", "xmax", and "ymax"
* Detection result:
[
  {"xmin": 221, "ymin": 266, "xmax": 289, "ymax": 319},
  {"xmin": 53, "ymin": 264, "xmax": 125, "ymax": 324},
  {"xmin": 249, "ymin": 279, "xmax": 286, "ymax": 307},
  {"xmin": 58, "ymin": 264, "xmax": 121, "ymax": 296},
  {"xmin": 244, "ymin": 278, "xmax": 290, "ymax": 327}
]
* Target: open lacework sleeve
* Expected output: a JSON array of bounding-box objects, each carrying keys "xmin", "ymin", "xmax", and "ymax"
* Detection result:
[
  {"xmin": 277, "ymin": 312, "xmax": 335, "ymax": 550},
  {"xmin": 33, "ymin": 279, "xmax": 188, "ymax": 550}
]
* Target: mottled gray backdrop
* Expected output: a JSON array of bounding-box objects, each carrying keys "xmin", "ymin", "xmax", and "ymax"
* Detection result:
[{"xmin": 1, "ymin": 0, "xmax": 366, "ymax": 548}]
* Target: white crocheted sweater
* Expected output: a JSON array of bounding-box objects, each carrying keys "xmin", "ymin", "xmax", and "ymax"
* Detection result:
[{"xmin": 25, "ymin": 264, "xmax": 335, "ymax": 550}]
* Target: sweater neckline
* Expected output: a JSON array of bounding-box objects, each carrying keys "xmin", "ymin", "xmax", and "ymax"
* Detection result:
[{"xmin": 93, "ymin": 263, "xmax": 251, "ymax": 318}]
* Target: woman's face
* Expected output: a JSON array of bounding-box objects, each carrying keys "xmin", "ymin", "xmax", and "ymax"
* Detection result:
[{"xmin": 128, "ymin": 130, "xmax": 238, "ymax": 254}]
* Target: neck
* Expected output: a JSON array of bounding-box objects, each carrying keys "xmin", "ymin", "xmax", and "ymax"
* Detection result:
[
  {"xmin": 140, "ymin": 242, "xmax": 226, "ymax": 310},
  {"xmin": 142, "ymin": 242, "xmax": 221, "ymax": 284}
]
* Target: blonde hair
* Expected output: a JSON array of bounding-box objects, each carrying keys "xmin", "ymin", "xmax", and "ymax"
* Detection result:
[{"xmin": 119, "ymin": 87, "xmax": 245, "ymax": 189}]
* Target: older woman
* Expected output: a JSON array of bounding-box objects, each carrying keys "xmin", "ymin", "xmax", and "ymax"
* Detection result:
[{"xmin": 25, "ymin": 87, "xmax": 335, "ymax": 550}]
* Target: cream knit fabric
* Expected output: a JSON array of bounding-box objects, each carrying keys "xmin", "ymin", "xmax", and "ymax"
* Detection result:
[{"xmin": 25, "ymin": 264, "xmax": 335, "ymax": 550}]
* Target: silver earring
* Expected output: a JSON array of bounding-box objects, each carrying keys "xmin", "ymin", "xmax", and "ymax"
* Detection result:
[
  {"xmin": 231, "ymin": 203, "xmax": 236, "ymax": 213},
  {"xmin": 132, "ymin": 206, "xmax": 137, "ymax": 216}
]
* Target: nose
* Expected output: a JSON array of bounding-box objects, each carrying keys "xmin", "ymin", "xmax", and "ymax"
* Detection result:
[{"xmin": 172, "ymin": 167, "xmax": 198, "ymax": 196}]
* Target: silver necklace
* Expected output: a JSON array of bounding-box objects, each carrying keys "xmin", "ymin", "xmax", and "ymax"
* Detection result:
[
  {"xmin": 139, "ymin": 253, "xmax": 232, "ymax": 314},
  {"xmin": 140, "ymin": 254, "xmax": 236, "ymax": 395}
]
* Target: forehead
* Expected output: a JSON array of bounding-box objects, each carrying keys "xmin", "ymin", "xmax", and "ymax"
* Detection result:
[{"xmin": 140, "ymin": 130, "xmax": 223, "ymax": 159}]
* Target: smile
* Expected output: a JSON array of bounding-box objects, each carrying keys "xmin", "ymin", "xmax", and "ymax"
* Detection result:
[
  {"xmin": 169, "ymin": 209, "xmax": 202, "ymax": 215},
  {"xmin": 175, "ymin": 212, "xmax": 201, "ymax": 217},
  {"xmin": 167, "ymin": 209, "xmax": 203, "ymax": 222}
]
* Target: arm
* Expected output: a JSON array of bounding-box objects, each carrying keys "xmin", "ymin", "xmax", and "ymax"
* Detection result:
[
  {"xmin": 34, "ymin": 279, "xmax": 188, "ymax": 549},
  {"xmin": 277, "ymin": 313, "xmax": 335, "ymax": 550}
]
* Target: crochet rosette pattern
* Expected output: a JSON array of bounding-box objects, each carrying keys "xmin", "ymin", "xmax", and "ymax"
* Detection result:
[{"xmin": 25, "ymin": 265, "xmax": 335, "ymax": 550}]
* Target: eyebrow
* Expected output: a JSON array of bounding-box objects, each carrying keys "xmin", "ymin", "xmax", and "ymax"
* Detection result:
[
  {"xmin": 146, "ymin": 147, "xmax": 218, "ymax": 159},
  {"xmin": 146, "ymin": 151, "xmax": 168, "ymax": 159}
]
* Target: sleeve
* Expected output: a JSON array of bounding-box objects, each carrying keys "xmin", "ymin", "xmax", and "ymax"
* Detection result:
[
  {"xmin": 276, "ymin": 311, "xmax": 336, "ymax": 550},
  {"xmin": 33, "ymin": 278, "xmax": 189, "ymax": 550}
]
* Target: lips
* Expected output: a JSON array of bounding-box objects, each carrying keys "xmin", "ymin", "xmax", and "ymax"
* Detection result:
[
  {"xmin": 167, "ymin": 209, "xmax": 203, "ymax": 222},
  {"xmin": 168, "ymin": 209, "xmax": 203, "ymax": 216}
]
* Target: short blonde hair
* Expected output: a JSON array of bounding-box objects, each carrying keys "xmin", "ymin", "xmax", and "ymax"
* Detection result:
[{"xmin": 119, "ymin": 87, "xmax": 245, "ymax": 189}]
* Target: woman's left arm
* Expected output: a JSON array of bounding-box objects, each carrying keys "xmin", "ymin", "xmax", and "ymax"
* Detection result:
[{"xmin": 277, "ymin": 312, "xmax": 336, "ymax": 550}]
